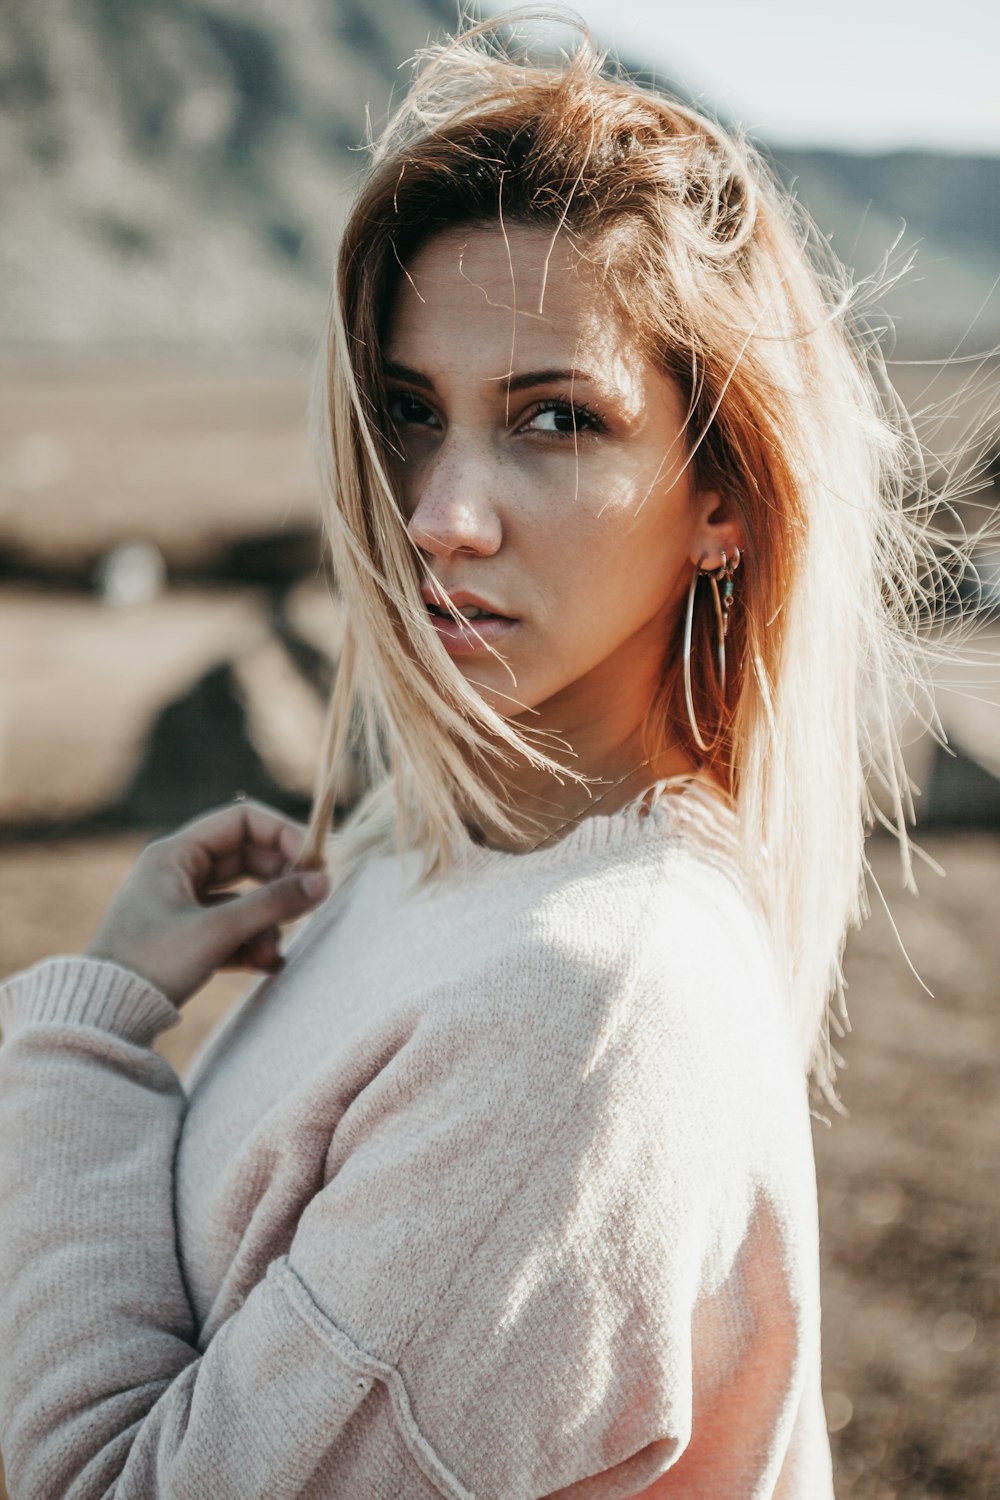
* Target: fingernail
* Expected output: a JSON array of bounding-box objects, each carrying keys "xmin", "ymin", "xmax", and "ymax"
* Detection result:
[{"xmin": 300, "ymin": 871, "xmax": 329, "ymax": 901}]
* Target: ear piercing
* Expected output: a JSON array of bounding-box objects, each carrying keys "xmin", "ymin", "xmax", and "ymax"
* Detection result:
[{"xmin": 682, "ymin": 547, "xmax": 743, "ymax": 753}]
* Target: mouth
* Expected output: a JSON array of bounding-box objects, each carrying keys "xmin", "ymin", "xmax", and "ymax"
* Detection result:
[
  {"xmin": 420, "ymin": 585, "xmax": 516, "ymax": 623},
  {"xmin": 425, "ymin": 602, "xmax": 512, "ymax": 623},
  {"xmin": 420, "ymin": 586, "xmax": 518, "ymax": 655}
]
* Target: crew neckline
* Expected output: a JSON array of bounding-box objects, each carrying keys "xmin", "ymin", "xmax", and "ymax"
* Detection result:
[{"xmin": 453, "ymin": 772, "xmax": 739, "ymax": 875}]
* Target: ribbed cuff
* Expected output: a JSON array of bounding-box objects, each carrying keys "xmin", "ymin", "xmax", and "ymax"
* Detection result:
[{"xmin": 0, "ymin": 955, "xmax": 180, "ymax": 1047}]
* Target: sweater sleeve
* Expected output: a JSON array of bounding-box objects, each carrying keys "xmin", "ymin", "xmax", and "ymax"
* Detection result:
[{"xmin": 0, "ymin": 897, "xmax": 814, "ymax": 1500}]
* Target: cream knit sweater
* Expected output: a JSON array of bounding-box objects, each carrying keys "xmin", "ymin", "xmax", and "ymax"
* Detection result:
[{"xmin": 0, "ymin": 784, "xmax": 834, "ymax": 1499}]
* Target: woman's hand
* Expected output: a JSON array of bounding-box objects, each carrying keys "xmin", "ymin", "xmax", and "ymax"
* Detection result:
[{"xmin": 83, "ymin": 799, "xmax": 330, "ymax": 1008}]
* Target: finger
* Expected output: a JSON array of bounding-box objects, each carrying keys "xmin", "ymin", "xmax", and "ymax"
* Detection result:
[
  {"xmin": 204, "ymin": 842, "xmax": 292, "ymax": 888},
  {"xmin": 227, "ymin": 925, "xmax": 283, "ymax": 972},
  {"xmin": 222, "ymin": 947, "xmax": 286, "ymax": 977},
  {"xmin": 249, "ymin": 926, "xmax": 283, "ymax": 968},
  {"xmin": 171, "ymin": 803, "xmax": 313, "ymax": 891},
  {"xmin": 203, "ymin": 869, "xmax": 329, "ymax": 957},
  {"xmin": 177, "ymin": 800, "xmax": 307, "ymax": 858},
  {"xmin": 226, "ymin": 957, "xmax": 286, "ymax": 978}
]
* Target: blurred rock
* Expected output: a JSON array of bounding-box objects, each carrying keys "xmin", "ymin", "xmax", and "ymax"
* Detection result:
[
  {"xmin": 93, "ymin": 540, "xmax": 168, "ymax": 606},
  {"xmin": 932, "ymin": 1311, "xmax": 977, "ymax": 1354},
  {"xmin": 0, "ymin": 578, "xmax": 344, "ymax": 832},
  {"xmin": 112, "ymin": 588, "xmax": 363, "ymax": 829}
]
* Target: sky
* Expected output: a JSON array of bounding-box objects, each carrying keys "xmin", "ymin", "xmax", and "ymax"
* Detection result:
[{"xmin": 513, "ymin": 0, "xmax": 1000, "ymax": 153}]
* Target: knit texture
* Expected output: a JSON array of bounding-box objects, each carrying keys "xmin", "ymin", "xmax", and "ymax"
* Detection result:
[{"xmin": 0, "ymin": 784, "xmax": 834, "ymax": 1499}]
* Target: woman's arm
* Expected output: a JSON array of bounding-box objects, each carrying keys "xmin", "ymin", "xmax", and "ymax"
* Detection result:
[
  {"xmin": 0, "ymin": 951, "xmax": 456, "ymax": 1499},
  {"xmin": 0, "ymin": 803, "xmax": 342, "ymax": 1499}
]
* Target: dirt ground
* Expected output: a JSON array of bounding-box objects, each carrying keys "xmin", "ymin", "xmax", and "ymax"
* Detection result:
[{"xmin": 0, "ymin": 827, "xmax": 997, "ymax": 1499}]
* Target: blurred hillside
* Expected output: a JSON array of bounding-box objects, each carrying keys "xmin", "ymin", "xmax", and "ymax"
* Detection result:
[
  {"xmin": 0, "ymin": 0, "xmax": 452, "ymax": 349},
  {"xmin": 770, "ymin": 147, "xmax": 1000, "ymax": 354},
  {"xmin": 2, "ymin": 0, "xmax": 999, "ymax": 354}
]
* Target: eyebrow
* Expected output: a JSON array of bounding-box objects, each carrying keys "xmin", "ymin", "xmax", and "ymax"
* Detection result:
[{"xmin": 381, "ymin": 360, "xmax": 594, "ymax": 393}]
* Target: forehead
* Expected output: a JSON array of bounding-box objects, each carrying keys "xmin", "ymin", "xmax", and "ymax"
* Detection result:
[{"xmin": 385, "ymin": 223, "xmax": 639, "ymax": 385}]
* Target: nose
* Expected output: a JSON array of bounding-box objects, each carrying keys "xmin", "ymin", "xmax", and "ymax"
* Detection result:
[{"xmin": 404, "ymin": 438, "xmax": 503, "ymax": 561}]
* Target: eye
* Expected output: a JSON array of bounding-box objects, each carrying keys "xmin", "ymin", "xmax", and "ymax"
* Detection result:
[
  {"xmin": 387, "ymin": 391, "xmax": 438, "ymax": 428},
  {"xmin": 523, "ymin": 399, "xmax": 606, "ymax": 437}
]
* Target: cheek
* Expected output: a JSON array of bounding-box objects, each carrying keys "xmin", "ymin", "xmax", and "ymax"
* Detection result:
[
  {"xmin": 386, "ymin": 443, "xmax": 427, "ymax": 519},
  {"xmin": 565, "ymin": 476, "xmax": 692, "ymax": 605}
]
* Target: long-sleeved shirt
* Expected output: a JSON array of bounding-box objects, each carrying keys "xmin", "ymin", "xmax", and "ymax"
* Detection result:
[{"xmin": 0, "ymin": 782, "xmax": 835, "ymax": 1499}]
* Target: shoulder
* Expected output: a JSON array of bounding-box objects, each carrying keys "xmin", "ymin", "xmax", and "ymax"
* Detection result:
[
  {"xmin": 499, "ymin": 796, "xmax": 779, "ymax": 1030},
  {"xmin": 411, "ymin": 800, "xmax": 784, "ymax": 1089},
  {"xmin": 491, "ymin": 808, "xmax": 809, "ymax": 1172}
]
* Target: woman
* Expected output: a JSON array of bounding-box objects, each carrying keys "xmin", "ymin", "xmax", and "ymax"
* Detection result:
[{"xmin": 0, "ymin": 15, "xmax": 947, "ymax": 1499}]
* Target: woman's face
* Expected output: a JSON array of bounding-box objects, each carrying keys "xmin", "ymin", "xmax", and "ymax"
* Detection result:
[{"xmin": 384, "ymin": 223, "xmax": 739, "ymax": 738}]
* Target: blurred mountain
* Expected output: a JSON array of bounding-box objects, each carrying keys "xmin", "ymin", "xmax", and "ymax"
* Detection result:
[
  {"xmin": 767, "ymin": 147, "xmax": 1000, "ymax": 355},
  {"xmin": 0, "ymin": 0, "xmax": 452, "ymax": 349},
  {"xmin": 1, "ymin": 0, "xmax": 998, "ymax": 353}
]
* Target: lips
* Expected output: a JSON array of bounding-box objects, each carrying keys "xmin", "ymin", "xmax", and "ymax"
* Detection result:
[
  {"xmin": 419, "ymin": 584, "xmax": 515, "ymax": 622},
  {"xmin": 419, "ymin": 583, "xmax": 518, "ymax": 656}
]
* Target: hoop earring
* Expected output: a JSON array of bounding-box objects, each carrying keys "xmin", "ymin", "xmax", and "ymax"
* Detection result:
[{"xmin": 682, "ymin": 546, "xmax": 742, "ymax": 754}]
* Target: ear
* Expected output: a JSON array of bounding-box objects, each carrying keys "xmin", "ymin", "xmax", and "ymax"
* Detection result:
[{"xmin": 689, "ymin": 489, "xmax": 747, "ymax": 569}]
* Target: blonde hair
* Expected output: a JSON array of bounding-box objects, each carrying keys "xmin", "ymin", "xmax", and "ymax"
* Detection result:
[{"xmin": 296, "ymin": 11, "xmax": 973, "ymax": 1110}]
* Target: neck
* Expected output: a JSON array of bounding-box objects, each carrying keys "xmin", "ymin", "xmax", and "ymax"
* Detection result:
[{"xmin": 465, "ymin": 716, "xmax": 702, "ymax": 855}]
